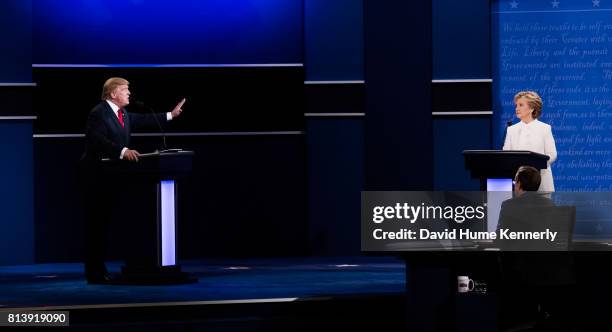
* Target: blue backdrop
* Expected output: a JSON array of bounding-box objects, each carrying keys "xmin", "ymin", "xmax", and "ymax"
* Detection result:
[
  {"xmin": 33, "ymin": 0, "xmax": 302, "ymax": 64},
  {"xmin": 492, "ymin": 0, "xmax": 612, "ymax": 191}
]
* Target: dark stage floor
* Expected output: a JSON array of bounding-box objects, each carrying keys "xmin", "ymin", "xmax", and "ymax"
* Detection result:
[{"xmin": 0, "ymin": 256, "xmax": 405, "ymax": 309}]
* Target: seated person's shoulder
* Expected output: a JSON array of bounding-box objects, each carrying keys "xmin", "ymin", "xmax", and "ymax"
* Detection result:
[{"xmin": 512, "ymin": 192, "xmax": 555, "ymax": 207}]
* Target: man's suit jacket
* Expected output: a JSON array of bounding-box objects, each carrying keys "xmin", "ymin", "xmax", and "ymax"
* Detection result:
[
  {"xmin": 496, "ymin": 192, "xmax": 574, "ymax": 286},
  {"xmin": 81, "ymin": 101, "xmax": 167, "ymax": 161},
  {"xmin": 496, "ymin": 192, "xmax": 556, "ymax": 233}
]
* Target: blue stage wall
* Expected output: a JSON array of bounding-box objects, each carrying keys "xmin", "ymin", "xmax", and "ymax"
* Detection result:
[
  {"xmin": 0, "ymin": 0, "xmax": 534, "ymax": 263},
  {"xmin": 0, "ymin": 0, "xmax": 34, "ymax": 265},
  {"xmin": 432, "ymin": 0, "xmax": 492, "ymax": 190},
  {"xmin": 304, "ymin": 0, "xmax": 364, "ymax": 80},
  {"xmin": 493, "ymin": 0, "xmax": 612, "ymax": 191},
  {"xmin": 0, "ymin": 0, "xmax": 32, "ymax": 82},
  {"xmin": 307, "ymin": 118, "xmax": 364, "ymax": 255},
  {"xmin": 32, "ymin": 0, "xmax": 302, "ymax": 64},
  {"xmin": 433, "ymin": 116, "xmax": 491, "ymax": 190},
  {"xmin": 0, "ymin": 121, "xmax": 34, "ymax": 265},
  {"xmin": 433, "ymin": 0, "xmax": 490, "ymax": 79},
  {"xmin": 364, "ymin": 0, "xmax": 433, "ymax": 190},
  {"xmin": 304, "ymin": 1, "xmax": 365, "ymax": 255}
]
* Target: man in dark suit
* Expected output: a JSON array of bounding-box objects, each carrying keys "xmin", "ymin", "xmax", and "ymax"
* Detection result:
[
  {"xmin": 496, "ymin": 166, "xmax": 575, "ymax": 329},
  {"xmin": 80, "ymin": 77, "xmax": 185, "ymax": 284},
  {"xmin": 496, "ymin": 165, "xmax": 555, "ymax": 240}
]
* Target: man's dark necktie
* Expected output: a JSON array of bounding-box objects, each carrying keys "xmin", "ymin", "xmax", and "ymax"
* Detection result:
[{"xmin": 118, "ymin": 109, "xmax": 125, "ymax": 128}]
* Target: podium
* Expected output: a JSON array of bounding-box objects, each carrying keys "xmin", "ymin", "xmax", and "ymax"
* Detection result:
[
  {"xmin": 462, "ymin": 150, "xmax": 550, "ymax": 191},
  {"xmin": 102, "ymin": 150, "xmax": 196, "ymax": 284}
]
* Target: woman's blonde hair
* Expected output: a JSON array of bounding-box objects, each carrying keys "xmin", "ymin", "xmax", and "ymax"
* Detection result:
[
  {"xmin": 101, "ymin": 77, "xmax": 129, "ymax": 100},
  {"xmin": 513, "ymin": 90, "xmax": 543, "ymax": 119}
]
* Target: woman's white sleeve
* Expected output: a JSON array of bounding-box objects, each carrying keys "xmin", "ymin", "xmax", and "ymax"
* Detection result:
[
  {"xmin": 502, "ymin": 128, "xmax": 512, "ymax": 150},
  {"xmin": 545, "ymin": 125, "xmax": 557, "ymax": 164}
]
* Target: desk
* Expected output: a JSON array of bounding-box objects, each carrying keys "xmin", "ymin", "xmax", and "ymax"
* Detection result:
[
  {"xmin": 401, "ymin": 252, "xmax": 500, "ymax": 332},
  {"xmin": 399, "ymin": 244, "xmax": 612, "ymax": 332}
]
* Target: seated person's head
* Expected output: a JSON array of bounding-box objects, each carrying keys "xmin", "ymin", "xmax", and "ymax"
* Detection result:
[{"xmin": 514, "ymin": 166, "xmax": 541, "ymax": 194}]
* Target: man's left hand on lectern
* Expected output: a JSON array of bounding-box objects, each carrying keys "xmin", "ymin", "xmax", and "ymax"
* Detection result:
[{"xmin": 124, "ymin": 149, "xmax": 140, "ymax": 162}]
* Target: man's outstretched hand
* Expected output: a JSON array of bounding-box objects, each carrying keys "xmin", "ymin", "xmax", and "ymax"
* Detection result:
[{"xmin": 171, "ymin": 98, "xmax": 186, "ymax": 119}]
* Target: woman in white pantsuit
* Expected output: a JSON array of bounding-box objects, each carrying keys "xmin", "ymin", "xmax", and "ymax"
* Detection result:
[{"xmin": 503, "ymin": 91, "xmax": 557, "ymax": 192}]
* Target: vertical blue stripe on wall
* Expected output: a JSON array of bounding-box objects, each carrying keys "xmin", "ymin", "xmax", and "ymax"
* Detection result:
[
  {"xmin": 0, "ymin": 121, "xmax": 34, "ymax": 265},
  {"xmin": 307, "ymin": 118, "xmax": 364, "ymax": 255},
  {"xmin": 0, "ymin": 0, "xmax": 32, "ymax": 82},
  {"xmin": 364, "ymin": 0, "xmax": 433, "ymax": 190},
  {"xmin": 0, "ymin": 0, "xmax": 34, "ymax": 265},
  {"xmin": 304, "ymin": 0, "xmax": 364, "ymax": 80}
]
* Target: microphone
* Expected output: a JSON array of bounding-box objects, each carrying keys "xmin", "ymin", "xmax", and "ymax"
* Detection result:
[{"xmin": 133, "ymin": 100, "xmax": 167, "ymax": 151}]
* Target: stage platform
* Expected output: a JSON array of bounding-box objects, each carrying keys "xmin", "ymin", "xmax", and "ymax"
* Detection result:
[{"xmin": 0, "ymin": 257, "xmax": 407, "ymax": 330}]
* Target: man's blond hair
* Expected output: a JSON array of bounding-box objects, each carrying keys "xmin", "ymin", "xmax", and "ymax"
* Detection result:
[{"xmin": 101, "ymin": 77, "xmax": 129, "ymax": 100}]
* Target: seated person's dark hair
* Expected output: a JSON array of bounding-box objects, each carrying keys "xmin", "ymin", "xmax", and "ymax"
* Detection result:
[{"xmin": 515, "ymin": 166, "xmax": 541, "ymax": 191}]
